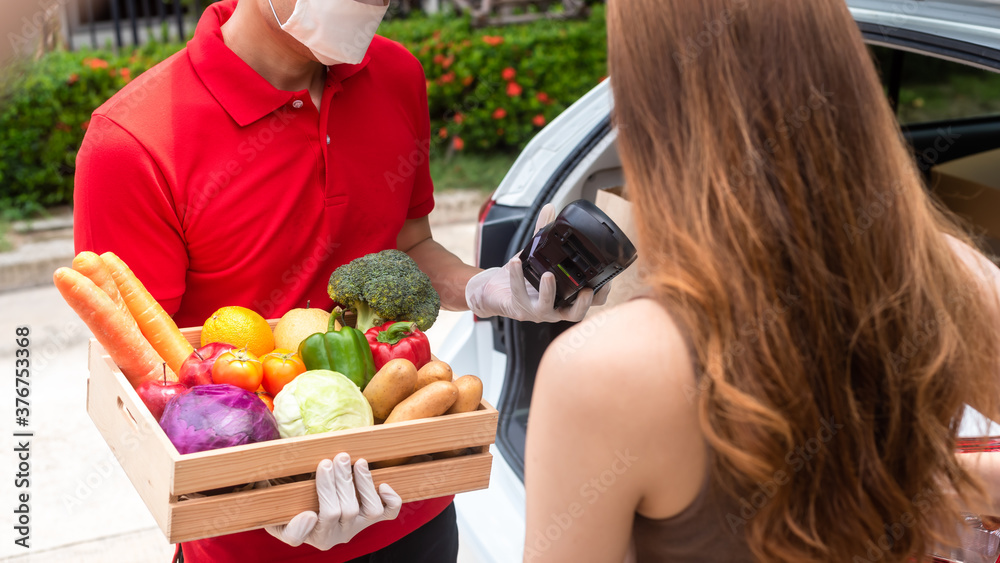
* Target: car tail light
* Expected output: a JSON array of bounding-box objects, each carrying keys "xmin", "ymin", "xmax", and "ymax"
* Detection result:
[{"xmin": 474, "ymin": 191, "xmax": 496, "ymax": 269}]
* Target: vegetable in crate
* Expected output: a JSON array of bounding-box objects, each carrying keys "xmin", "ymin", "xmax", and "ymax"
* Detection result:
[
  {"xmin": 298, "ymin": 314, "xmax": 376, "ymax": 390},
  {"xmin": 365, "ymin": 321, "xmax": 432, "ymax": 371},
  {"xmin": 159, "ymin": 384, "xmax": 279, "ymax": 454},
  {"xmin": 272, "ymin": 370, "xmax": 374, "ymax": 438},
  {"xmin": 327, "ymin": 249, "xmax": 441, "ymax": 333},
  {"xmin": 178, "ymin": 342, "xmax": 237, "ymax": 387},
  {"xmin": 100, "ymin": 252, "xmax": 195, "ymax": 374},
  {"xmin": 363, "ymin": 358, "xmax": 418, "ymax": 420},
  {"xmin": 53, "ymin": 266, "xmax": 173, "ymax": 387}
]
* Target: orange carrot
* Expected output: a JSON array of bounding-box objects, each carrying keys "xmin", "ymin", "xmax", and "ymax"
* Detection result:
[
  {"xmin": 72, "ymin": 251, "xmax": 130, "ymax": 317},
  {"xmin": 53, "ymin": 267, "xmax": 172, "ymax": 387},
  {"xmin": 100, "ymin": 252, "xmax": 194, "ymax": 374}
]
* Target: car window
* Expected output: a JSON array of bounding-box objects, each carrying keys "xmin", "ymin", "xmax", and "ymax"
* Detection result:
[{"xmin": 870, "ymin": 45, "xmax": 1000, "ymax": 125}]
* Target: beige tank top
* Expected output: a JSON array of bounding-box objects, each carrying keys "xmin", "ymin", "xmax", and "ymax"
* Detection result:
[{"xmin": 632, "ymin": 473, "xmax": 753, "ymax": 562}]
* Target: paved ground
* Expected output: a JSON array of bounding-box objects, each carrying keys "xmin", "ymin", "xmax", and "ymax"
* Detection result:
[{"xmin": 0, "ymin": 205, "xmax": 480, "ymax": 562}]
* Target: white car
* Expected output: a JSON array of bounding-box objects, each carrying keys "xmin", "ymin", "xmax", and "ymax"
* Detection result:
[{"xmin": 440, "ymin": 1, "xmax": 1000, "ymax": 561}]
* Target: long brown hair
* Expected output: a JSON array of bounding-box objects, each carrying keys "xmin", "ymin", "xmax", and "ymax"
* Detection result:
[{"xmin": 608, "ymin": 0, "xmax": 1000, "ymax": 561}]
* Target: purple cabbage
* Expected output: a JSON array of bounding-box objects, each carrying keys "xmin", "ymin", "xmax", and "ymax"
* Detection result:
[{"xmin": 159, "ymin": 384, "xmax": 279, "ymax": 454}]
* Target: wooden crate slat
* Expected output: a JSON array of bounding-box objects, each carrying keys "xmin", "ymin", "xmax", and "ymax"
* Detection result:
[
  {"xmin": 166, "ymin": 452, "xmax": 493, "ymax": 543},
  {"xmin": 171, "ymin": 404, "xmax": 498, "ymax": 495}
]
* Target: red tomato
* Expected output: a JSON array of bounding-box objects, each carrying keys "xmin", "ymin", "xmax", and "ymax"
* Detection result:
[
  {"xmin": 211, "ymin": 348, "xmax": 263, "ymax": 392},
  {"xmin": 260, "ymin": 349, "xmax": 307, "ymax": 396}
]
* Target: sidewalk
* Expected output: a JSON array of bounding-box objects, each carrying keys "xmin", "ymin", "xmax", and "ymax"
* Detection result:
[{"xmin": 0, "ymin": 192, "xmax": 486, "ymax": 563}]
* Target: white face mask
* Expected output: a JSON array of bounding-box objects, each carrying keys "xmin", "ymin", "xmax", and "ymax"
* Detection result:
[{"xmin": 269, "ymin": 0, "xmax": 389, "ymax": 66}]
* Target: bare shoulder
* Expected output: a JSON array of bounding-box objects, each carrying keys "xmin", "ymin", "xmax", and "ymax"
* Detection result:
[
  {"xmin": 546, "ymin": 297, "xmax": 693, "ymax": 371},
  {"xmin": 539, "ymin": 297, "xmax": 697, "ymax": 425},
  {"xmin": 534, "ymin": 297, "xmax": 706, "ymax": 519}
]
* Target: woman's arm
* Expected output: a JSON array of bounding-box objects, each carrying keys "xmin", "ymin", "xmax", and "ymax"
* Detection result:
[{"xmin": 523, "ymin": 299, "xmax": 705, "ymax": 562}]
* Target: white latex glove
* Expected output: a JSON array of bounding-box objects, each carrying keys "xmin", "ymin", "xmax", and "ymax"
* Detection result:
[
  {"xmin": 466, "ymin": 203, "xmax": 611, "ymax": 323},
  {"xmin": 265, "ymin": 453, "xmax": 402, "ymax": 551}
]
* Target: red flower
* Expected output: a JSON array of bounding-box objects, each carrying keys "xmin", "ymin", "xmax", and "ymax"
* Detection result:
[
  {"xmin": 438, "ymin": 127, "xmax": 449, "ymax": 139},
  {"xmin": 533, "ymin": 114, "xmax": 546, "ymax": 127},
  {"xmin": 67, "ymin": 73, "xmax": 79, "ymax": 85},
  {"xmin": 492, "ymin": 108, "xmax": 507, "ymax": 120},
  {"xmin": 83, "ymin": 57, "xmax": 108, "ymax": 69},
  {"xmin": 506, "ymin": 81, "xmax": 522, "ymax": 97},
  {"xmin": 439, "ymin": 72, "xmax": 456, "ymax": 84},
  {"xmin": 482, "ymin": 35, "xmax": 504, "ymax": 47},
  {"xmin": 462, "ymin": 76, "xmax": 474, "ymax": 87},
  {"xmin": 536, "ymin": 92, "xmax": 551, "ymax": 104},
  {"xmin": 433, "ymin": 54, "xmax": 446, "ymax": 65},
  {"xmin": 502, "ymin": 67, "xmax": 516, "ymax": 81},
  {"xmin": 442, "ymin": 56, "xmax": 454, "ymax": 69},
  {"xmin": 452, "ymin": 137, "xmax": 465, "ymax": 151},
  {"xmin": 120, "ymin": 68, "xmax": 131, "ymax": 81},
  {"xmin": 453, "ymin": 113, "xmax": 465, "ymax": 125},
  {"xmin": 81, "ymin": 119, "xmax": 91, "ymax": 131}
]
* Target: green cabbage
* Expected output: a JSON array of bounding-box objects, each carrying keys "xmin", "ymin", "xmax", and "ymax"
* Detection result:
[{"xmin": 272, "ymin": 370, "xmax": 374, "ymax": 438}]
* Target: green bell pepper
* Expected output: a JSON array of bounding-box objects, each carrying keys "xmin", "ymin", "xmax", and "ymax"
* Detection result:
[{"xmin": 298, "ymin": 313, "xmax": 376, "ymax": 390}]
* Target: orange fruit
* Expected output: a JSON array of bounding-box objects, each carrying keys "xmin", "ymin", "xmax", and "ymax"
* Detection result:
[{"xmin": 201, "ymin": 306, "xmax": 275, "ymax": 357}]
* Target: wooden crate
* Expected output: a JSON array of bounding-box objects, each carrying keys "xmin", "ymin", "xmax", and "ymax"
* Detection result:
[{"xmin": 85, "ymin": 323, "xmax": 499, "ymax": 544}]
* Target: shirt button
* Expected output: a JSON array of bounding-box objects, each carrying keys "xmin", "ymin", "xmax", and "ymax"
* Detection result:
[
  {"xmin": 326, "ymin": 135, "xmax": 331, "ymax": 145},
  {"xmin": 292, "ymin": 100, "xmax": 304, "ymax": 109}
]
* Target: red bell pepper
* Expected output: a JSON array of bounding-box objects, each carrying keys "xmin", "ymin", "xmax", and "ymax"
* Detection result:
[{"xmin": 364, "ymin": 321, "xmax": 432, "ymax": 371}]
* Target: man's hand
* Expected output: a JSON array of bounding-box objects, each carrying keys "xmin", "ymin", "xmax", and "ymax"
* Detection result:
[
  {"xmin": 266, "ymin": 453, "xmax": 402, "ymax": 551},
  {"xmin": 465, "ymin": 204, "xmax": 611, "ymax": 323}
]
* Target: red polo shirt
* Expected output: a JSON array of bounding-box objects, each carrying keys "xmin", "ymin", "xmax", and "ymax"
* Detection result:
[{"xmin": 74, "ymin": 1, "xmax": 451, "ymax": 561}]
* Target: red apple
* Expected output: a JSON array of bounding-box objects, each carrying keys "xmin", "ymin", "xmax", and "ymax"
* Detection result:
[
  {"xmin": 136, "ymin": 379, "xmax": 189, "ymax": 421},
  {"xmin": 178, "ymin": 342, "xmax": 236, "ymax": 387}
]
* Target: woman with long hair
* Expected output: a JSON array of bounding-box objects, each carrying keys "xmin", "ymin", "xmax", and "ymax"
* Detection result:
[{"xmin": 523, "ymin": 0, "xmax": 1000, "ymax": 561}]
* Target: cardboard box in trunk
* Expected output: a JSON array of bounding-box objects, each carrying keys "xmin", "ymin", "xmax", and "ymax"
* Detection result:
[{"xmin": 931, "ymin": 147, "xmax": 1000, "ymax": 256}]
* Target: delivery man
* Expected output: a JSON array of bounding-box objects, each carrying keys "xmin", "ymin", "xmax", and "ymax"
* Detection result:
[{"xmin": 74, "ymin": 0, "xmax": 606, "ymax": 561}]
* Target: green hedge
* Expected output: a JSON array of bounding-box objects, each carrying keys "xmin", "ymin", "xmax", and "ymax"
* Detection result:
[
  {"xmin": 0, "ymin": 43, "xmax": 182, "ymax": 217},
  {"xmin": 380, "ymin": 5, "xmax": 607, "ymax": 152},
  {"xmin": 0, "ymin": 7, "xmax": 607, "ymax": 216}
]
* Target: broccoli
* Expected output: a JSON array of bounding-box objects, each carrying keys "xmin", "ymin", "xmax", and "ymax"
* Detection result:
[{"xmin": 327, "ymin": 249, "xmax": 441, "ymax": 333}]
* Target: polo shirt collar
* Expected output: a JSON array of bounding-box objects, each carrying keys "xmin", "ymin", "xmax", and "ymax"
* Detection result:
[{"xmin": 187, "ymin": 0, "xmax": 372, "ymax": 127}]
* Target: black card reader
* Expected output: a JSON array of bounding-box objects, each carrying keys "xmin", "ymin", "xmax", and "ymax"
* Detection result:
[{"xmin": 519, "ymin": 199, "xmax": 638, "ymax": 309}]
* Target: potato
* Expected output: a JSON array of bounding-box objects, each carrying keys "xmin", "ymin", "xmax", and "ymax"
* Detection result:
[
  {"xmin": 363, "ymin": 359, "xmax": 418, "ymax": 420},
  {"xmin": 372, "ymin": 381, "xmax": 459, "ymax": 468},
  {"xmin": 444, "ymin": 375, "xmax": 484, "ymax": 415},
  {"xmin": 415, "ymin": 360, "xmax": 453, "ymax": 391},
  {"xmin": 385, "ymin": 380, "xmax": 459, "ymax": 424}
]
